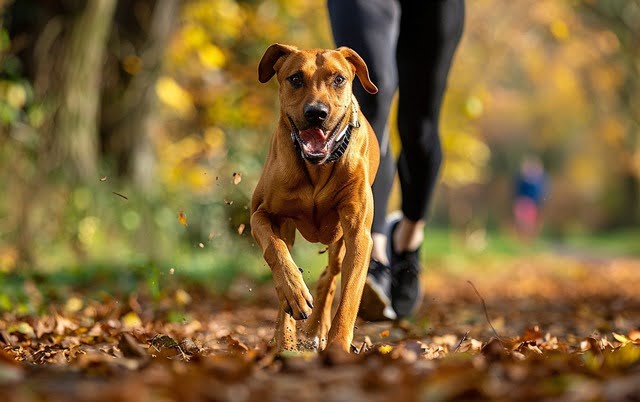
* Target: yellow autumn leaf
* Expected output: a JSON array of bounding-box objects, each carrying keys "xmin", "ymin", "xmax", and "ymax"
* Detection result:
[
  {"xmin": 181, "ymin": 24, "xmax": 208, "ymax": 48},
  {"xmin": 198, "ymin": 44, "xmax": 226, "ymax": 69},
  {"xmin": 175, "ymin": 289, "xmax": 192, "ymax": 306},
  {"xmin": 122, "ymin": 311, "xmax": 142, "ymax": 329},
  {"xmin": 550, "ymin": 19, "xmax": 569, "ymax": 41},
  {"xmin": 605, "ymin": 343, "xmax": 640, "ymax": 369},
  {"xmin": 613, "ymin": 332, "xmax": 631, "ymax": 345},
  {"xmin": 64, "ymin": 297, "xmax": 83, "ymax": 314},
  {"xmin": 6, "ymin": 83, "xmax": 27, "ymax": 108},
  {"xmin": 178, "ymin": 210, "xmax": 188, "ymax": 227},
  {"xmin": 204, "ymin": 127, "xmax": 225, "ymax": 152},
  {"xmin": 186, "ymin": 168, "xmax": 211, "ymax": 190},
  {"xmin": 378, "ymin": 344, "xmax": 393, "ymax": 354},
  {"xmin": 155, "ymin": 76, "xmax": 194, "ymax": 117}
]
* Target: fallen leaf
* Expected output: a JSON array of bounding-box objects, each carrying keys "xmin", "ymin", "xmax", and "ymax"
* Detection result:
[
  {"xmin": 64, "ymin": 297, "xmax": 83, "ymax": 313},
  {"xmin": 613, "ymin": 332, "xmax": 631, "ymax": 345},
  {"xmin": 8, "ymin": 322, "xmax": 35, "ymax": 338},
  {"xmin": 378, "ymin": 344, "xmax": 393, "ymax": 354},
  {"xmin": 222, "ymin": 335, "xmax": 249, "ymax": 353},
  {"xmin": 118, "ymin": 333, "xmax": 148, "ymax": 359},
  {"xmin": 179, "ymin": 339, "xmax": 201, "ymax": 355},
  {"xmin": 237, "ymin": 224, "xmax": 245, "ymax": 235},
  {"xmin": 175, "ymin": 289, "xmax": 192, "ymax": 306},
  {"xmin": 149, "ymin": 334, "xmax": 179, "ymax": 351},
  {"xmin": 232, "ymin": 172, "xmax": 242, "ymax": 185},
  {"xmin": 122, "ymin": 312, "xmax": 142, "ymax": 329},
  {"xmin": 178, "ymin": 210, "xmax": 188, "ymax": 226}
]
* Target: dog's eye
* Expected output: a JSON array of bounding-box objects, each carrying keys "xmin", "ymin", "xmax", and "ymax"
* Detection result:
[
  {"xmin": 287, "ymin": 74, "xmax": 303, "ymax": 88},
  {"xmin": 333, "ymin": 75, "xmax": 346, "ymax": 87}
]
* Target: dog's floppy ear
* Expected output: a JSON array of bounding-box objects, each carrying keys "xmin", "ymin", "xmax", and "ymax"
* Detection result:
[
  {"xmin": 337, "ymin": 47, "xmax": 378, "ymax": 94},
  {"xmin": 258, "ymin": 43, "xmax": 298, "ymax": 83}
]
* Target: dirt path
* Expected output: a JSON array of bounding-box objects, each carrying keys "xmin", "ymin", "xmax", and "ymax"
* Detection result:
[{"xmin": 1, "ymin": 254, "xmax": 640, "ymax": 401}]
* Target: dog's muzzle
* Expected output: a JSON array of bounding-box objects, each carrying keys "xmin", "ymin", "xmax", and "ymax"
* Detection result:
[{"xmin": 288, "ymin": 99, "xmax": 360, "ymax": 164}]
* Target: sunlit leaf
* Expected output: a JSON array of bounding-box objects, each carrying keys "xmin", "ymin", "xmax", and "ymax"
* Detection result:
[
  {"xmin": 376, "ymin": 345, "xmax": 393, "ymax": 355},
  {"xmin": 64, "ymin": 297, "xmax": 83, "ymax": 314},
  {"xmin": 232, "ymin": 172, "xmax": 242, "ymax": 185},
  {"xmin": 122, "ymin": 312, "xmax": 142, "ymax": 329},
  {"xmin": 178, "ymin": 210, "xmax": 188, "ymax": 226},
  {"xmin": 175, "ymin": 289, "xmax": 192, "ymax": 306},
  {"xmin": 155, "ymin": 76, "xmax": 194, "ymax": 117}
]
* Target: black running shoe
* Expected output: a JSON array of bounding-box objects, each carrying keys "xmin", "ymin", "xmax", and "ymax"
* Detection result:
[
  {"xmin": 358, "ymin": 259, "xmax": 397, "ymax": 321},
  {"xmin": 388, "ymin": 219, "xmax": 423, "ymax": 319}
]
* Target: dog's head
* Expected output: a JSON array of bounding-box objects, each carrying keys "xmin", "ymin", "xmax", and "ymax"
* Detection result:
[{"xmin": 258, "ymin": 44, "xmax": 378, "ymax": 164}]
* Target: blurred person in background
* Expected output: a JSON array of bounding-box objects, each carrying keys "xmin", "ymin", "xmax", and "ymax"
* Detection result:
[
  {"xmin": 513, "ymin": 156, "xmax": 547, "ymax": 240},
  {"xmin": 328, "ymin": 0, "xmax": 465, "ymax": 321}
]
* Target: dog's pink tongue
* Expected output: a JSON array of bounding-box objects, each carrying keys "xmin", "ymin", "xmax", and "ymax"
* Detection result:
[{"xmin": 299, "ymin": 128, "xmax": 328, "ymax": 153}]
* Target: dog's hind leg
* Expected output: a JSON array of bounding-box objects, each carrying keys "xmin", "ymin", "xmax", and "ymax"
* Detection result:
[
  {"xmin": 304, "ymin": 237, "xmax": 345, "ymax": 350},
  {"xmin": 274, "ymin": 307, "xmax": 298, "ymax": 351}
]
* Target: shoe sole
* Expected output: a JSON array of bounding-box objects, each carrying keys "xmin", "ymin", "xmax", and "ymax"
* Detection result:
[{"xmin": 358, "ymin": 276, "xmax": 397, "ymax": 322}]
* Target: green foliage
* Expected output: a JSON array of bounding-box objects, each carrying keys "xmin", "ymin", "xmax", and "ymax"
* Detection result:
[{"xmin": 0, "ymin": 29, "xmax": 40, "ymax": 127}]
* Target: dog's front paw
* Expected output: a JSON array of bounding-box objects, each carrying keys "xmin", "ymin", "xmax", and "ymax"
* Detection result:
[{"xmin": 273, "ymin": 267, "xmax": 314, "ymax": 320}]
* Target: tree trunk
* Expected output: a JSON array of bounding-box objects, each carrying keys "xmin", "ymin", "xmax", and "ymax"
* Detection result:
[
  {"xmin": 110, "ymin": 0, "xmax": 179, "ymax": 192},
  {"xmin": 53, "ymin": 0, "xmax": 116, "ymax": 181},
  {"xmin": 12, "ymin": 0, "xmax": 116, "ymax": 265}
]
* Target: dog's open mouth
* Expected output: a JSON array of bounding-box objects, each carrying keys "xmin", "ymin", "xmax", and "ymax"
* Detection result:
[
  {"xmin": 299, "ymin": 128, "xmax": 331, "ymax": 156},
  {"xmin": 288, "ymin": 116, "xmax": 347, "ymax": 164}
]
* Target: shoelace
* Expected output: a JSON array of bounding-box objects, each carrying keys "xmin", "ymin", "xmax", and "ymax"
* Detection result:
[{"xmin": 369, "ymin": 259, "xmax": 392, "ymax": 280}]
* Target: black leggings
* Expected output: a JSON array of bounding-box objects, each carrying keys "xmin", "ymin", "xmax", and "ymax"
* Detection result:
[{"xmin": 328, "ymin": 0, "xmax": 465, "ymax": 234}]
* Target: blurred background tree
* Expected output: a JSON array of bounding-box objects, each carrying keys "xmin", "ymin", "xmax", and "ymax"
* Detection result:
[{"xmin": 0, "ymin": 0, "xmax": 638, "ymax": 273}]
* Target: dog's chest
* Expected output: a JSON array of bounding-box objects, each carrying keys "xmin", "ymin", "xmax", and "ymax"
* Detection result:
[
  {"xmin": 270, "ymin": 188, "xmax": 343, "ymax": 244},
  {"xmin": 295, "ymin": 207, "xmax": 342, "ymax": 245}
]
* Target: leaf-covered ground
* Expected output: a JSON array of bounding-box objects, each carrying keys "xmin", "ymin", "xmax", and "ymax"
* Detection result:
[{"xmin": 1, "ymin": 253, "xmax": 640, "ymax": 401}]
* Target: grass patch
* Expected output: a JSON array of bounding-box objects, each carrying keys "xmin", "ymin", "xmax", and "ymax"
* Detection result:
[
  {"xmin": 557, "ymin": 229, "xmax": 640, "ymax": 257},
  {"xmin": 2, "ymin": 227, "xmax": 636, "ymax": 314}
]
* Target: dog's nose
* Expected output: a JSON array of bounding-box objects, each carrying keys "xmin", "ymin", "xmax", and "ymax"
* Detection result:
[{"xmin": 303, "ymin": 103, "xmax": 329, "ymax": 124}]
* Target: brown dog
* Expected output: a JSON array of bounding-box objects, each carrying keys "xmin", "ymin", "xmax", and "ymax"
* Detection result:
[{"xmin": 251, "ymin": 44, "xmax": 379, "ymax": 353}]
